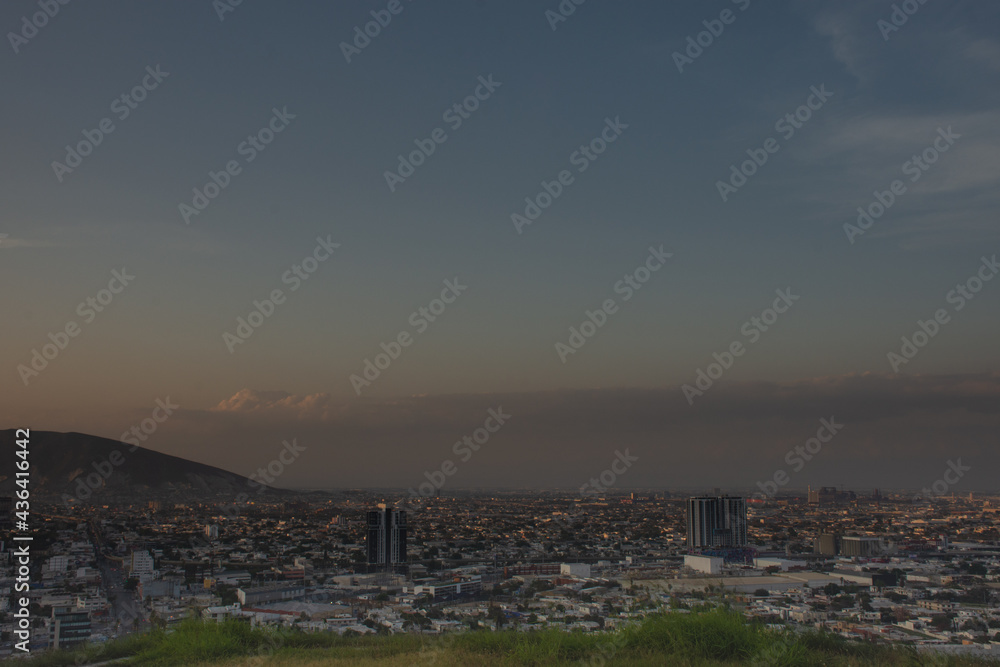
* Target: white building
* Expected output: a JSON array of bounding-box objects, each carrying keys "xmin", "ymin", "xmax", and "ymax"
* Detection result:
[
  {"xmin": 755, "ymin": 557, "xmax": 794, "ymax": 571},
  {"xmin": 202, "ymin": 604, "xmax": 241, "ymax": 622},
  {"xmin": 46, "ymin": 555, "xmax": 70, "ymax": 572},
  {"xmin": 685, "ymin": 555, "xmax": 723, "ymax": 575},
  {"xmin": 561, "ymin": 563, "xmax": 592, "ymax": 578},
  {"xmin": 129, "ymin": 550, "xmax": 154, "ymax": 578}
]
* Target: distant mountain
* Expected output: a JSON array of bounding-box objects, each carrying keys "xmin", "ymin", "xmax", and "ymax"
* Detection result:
[{"xmin": 0, "ymin": 429, "xmax": 279, "ymax": 503}]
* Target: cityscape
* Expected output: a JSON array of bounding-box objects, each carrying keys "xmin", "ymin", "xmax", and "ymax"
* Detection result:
[
  {"xmin": 2, "ymin": 0, "xmax": 1000, "ymax": 664},
  {"xmin": 2, "ymin": 482, "xmax": 1000, "ymax": 661}
]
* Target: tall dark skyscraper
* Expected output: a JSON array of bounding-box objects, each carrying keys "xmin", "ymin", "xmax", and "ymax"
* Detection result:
[
  {"xmin": 686, "ymin": 496, "xmax": 747, "ymax": 548},
  {"xmin": 366, "ymin": 503, "xmax": 407, "ymax": 571}
]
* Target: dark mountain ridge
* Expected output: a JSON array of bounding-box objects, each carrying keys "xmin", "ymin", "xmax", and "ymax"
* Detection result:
[{"xmin": 0, "ymin": 429, "xmax": 277, "ymax": 502}]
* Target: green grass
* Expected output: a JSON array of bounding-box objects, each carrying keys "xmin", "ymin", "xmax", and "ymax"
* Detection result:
[{"xmin": 20, "ymin": 610, "xmax": 1000, "ymax": 666}]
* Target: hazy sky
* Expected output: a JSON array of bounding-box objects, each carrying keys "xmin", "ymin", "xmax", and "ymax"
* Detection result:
[{"xmin": 2, "ymin": 0, "xmax": 998, "ymax": 491}]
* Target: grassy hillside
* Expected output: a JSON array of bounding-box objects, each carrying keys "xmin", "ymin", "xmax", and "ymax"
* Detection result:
[{"xmin": 22, "ymin": 609, "xmax": 1000, "ymax": 666}]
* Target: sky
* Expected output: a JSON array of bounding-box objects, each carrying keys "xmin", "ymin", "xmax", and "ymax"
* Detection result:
[{"xmin": 1, "ymin": 0, "xmax": 999, "ymax": 493}]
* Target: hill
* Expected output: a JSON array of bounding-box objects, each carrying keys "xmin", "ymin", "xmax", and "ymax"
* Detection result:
[{"xmin": 0, "ymin": 429, "xmax": 278, "ymax": 503}]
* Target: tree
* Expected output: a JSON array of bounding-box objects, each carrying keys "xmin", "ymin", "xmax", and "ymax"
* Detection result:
[
  {"xmin": 489, "ymin": 606, "xmax": 507, "ymax": 628},
  {"xmin": 931, "ymin": 615, "xmax": 954, "ymax": 632},
  {"xmin": 754, "ymin": 589, "xmax": 770, "ymax": 597},
  {"xmin": 216, "ymin": 584, "xmax": 238, "ymax": 605}
]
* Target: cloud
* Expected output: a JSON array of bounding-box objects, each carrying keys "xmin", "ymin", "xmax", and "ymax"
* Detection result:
[
  {"xmin": 813, "ymin": 11, "xmax": 870, "ymax": 81},
  {"xmin": 209, "ymin": 373, "xmax": 1000, "ymax": 432},
  {"xmin": 792, "ymin": 109, "xmax": 1000, "ymax": 245},
  {"xmin": 212, "ymin": 389, "xmax": 335, "ymax": 417},
  {"xmin": 150, "ymin": 375, "xmax": 1000, "ymax": 492}
]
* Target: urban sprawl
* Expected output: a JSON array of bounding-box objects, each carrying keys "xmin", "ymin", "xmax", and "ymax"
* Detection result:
[{"xmin": 2, "ymin": 488, "xmax": 1000, "ymax": 659}]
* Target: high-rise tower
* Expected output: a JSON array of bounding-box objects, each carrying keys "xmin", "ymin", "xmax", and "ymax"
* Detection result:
[
  {"xmin": 366, "ymin": 503, "xmax": 407, "ymax": 572},
  {"xmin": 686, "ymin": 496, "xmax": 747, "ymax": 548}
]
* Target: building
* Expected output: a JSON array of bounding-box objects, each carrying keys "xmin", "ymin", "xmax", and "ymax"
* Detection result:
[
  {"xmin": 839, "ymin": 536, "xmax": 884, "ymax": 557},
  {"xmin": 366, "ymin": 503, "xmax": 407, "ymax": 571},
  {"xmin": 686, "ymin": 496, "xmax": 747, "ymax": 548},
  {"xmin": 413, "ymin": 576, "xmax": 482, "ymax": 601},
  {"xmin": 202, "ymin": 604, "xmax": 242, "ymax": 622},
  {"xmin": 918, "ymin": 599, "xmax": 957, "ymax": 612},
  {"xmin": 814, "ymin": 533, "xmax": 840, "ymax": 556},
  {"xmin": 560, "ymin": 563, "xmax": 591, "ymax": 578},
  {"xmin": 129, "ymin": 550, "xmax": 154, "ymax": 578},
  {"xmin": 205, "ymin": 524, "xmax": 219, "ymax": 540},
  {"xmin": 807, "ymin": 486, "xmax": 856, "ymax": 505},
  {"xmin": 215, "ymin": 571, "xmax": 252, "ymax": 586},
  {"xmin": 47, "ymin": 555, "xmax": 70, "ymax": 573},
  {"xmin": 504, "ymin": 563, "xmax": 561, "ymax": 577},
  {"xmin": 685, "ymin": 554, "xmax": 723, "ymax": 574},
  {"xmin": 237, "ymin": 585, "xmax": 305, "ymax": 606},
  {"xmin": 51, "ymin": 605, "xmax": 91, "ymax": 649},
  {"xmin": 755, "ymin": 557, "xmax": 794, "ymax": 572}
]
